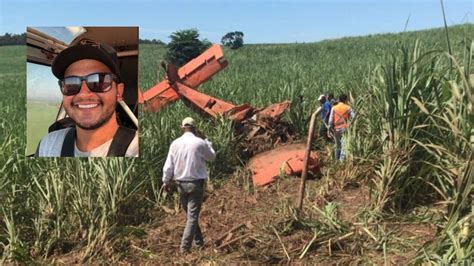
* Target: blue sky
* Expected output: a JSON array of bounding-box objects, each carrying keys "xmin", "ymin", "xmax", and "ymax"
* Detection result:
[{"xmin": 1, "ymin": 0, "xmax": 472, "ymax": 44}]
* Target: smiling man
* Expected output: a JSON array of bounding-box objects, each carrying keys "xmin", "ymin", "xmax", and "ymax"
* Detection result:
[{"xmin": 35, "ymin": 40, "xmax": 138, "ymax": 157}]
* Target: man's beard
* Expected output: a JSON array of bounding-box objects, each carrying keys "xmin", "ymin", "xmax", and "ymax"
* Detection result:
[
  {"xmin": 66, "ymin": 98, "xmax": 117, "ymax": 130},
  {"xmin": 75, "ymin": 110, "xmax": 115, "ymax": 130}
]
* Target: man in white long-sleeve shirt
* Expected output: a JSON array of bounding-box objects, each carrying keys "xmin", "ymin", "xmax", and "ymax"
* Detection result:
[{"xmin": 162, "ymin": 117, "xmax": 216, "ymax": 254}]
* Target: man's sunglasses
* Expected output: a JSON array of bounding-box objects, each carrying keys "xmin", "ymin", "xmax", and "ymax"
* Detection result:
[{"xmin": 59, "ymin": 73, "xmax": 118, "ymax": 96}]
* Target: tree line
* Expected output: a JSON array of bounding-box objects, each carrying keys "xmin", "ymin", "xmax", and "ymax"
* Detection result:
[
  {"xmin": 0, "ymin": 32, "xmax": 165, "ymax": 46},
  {"xmin": 1, "ymin": 30, "xmax": 244, "ymax": 49},
  {"xmin": 2, "ymin": 29, "xmax": 244, "ymax": 69},
  {"xmin": 0, "ymin": 29, "xmax": 244, "ymax": 50},
  {"xmin": 0, "ymin": 33, "xmax": 26, "ymax": 46},
  {"xmin": 139, "ymin": 39, "xmax": 165, "ymax": 45}
]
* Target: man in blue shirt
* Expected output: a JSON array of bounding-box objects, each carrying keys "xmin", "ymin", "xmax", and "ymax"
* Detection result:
[{"xmin": 318, "ymin": 94, "xmax": 332, "ymax": 141}]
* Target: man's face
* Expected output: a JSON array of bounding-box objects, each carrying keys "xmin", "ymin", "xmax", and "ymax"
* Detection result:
[{"xmin": 62, "ymin": 59, "xmax": 123, "ymax": 130}]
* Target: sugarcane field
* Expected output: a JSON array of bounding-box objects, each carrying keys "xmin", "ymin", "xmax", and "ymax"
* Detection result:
[{"xmin": 0, "ymin": 1, "xmax": 473, "ymax": 264}]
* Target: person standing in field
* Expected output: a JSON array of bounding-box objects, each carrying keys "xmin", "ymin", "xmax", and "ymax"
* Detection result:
[
  {"xmin": 318, "ymin": 94, "xmax": 332, "ymax": 141},
  {"xmin": 162, "ymin": 117, "xmax": 216, "ymax": 254},
  {"xmin": 328, "ymin": 94, "xmax": 355, "ymax": 160}
]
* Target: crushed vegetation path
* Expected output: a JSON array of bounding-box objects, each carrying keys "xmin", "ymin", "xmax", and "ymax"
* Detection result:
[{"xmin": 128, "ymin": 162, "xmax": 437, "ymax": 264}]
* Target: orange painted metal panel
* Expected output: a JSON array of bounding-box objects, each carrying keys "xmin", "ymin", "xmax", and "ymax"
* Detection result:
[
  {"xmin": 142, "ymin": 44, "xmax": 227, "ymax": 108},
  {"xmin": 249, "ymin": 144, "xmax": 319, "ymax": 186},
  {"xmin": 174, "ymin": 82, "xmax": 243, "ymax": 118}
]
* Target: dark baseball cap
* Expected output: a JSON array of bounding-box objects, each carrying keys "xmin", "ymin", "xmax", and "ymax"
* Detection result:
[{"xmin": 52, "ymin": 39, "xmax": 121, "ymax": 81}]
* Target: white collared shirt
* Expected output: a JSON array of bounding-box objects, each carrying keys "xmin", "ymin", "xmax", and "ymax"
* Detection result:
[{"xmin": 162, "ymin": 132, "xmax": 216, "ymax": 183}]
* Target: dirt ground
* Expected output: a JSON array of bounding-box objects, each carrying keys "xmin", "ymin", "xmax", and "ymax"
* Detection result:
[
  {"xmin": 120, "ymin": 173, "xmax": 436, "ymax": 264},
  {"xmin": 49, "ymin": 151, "xmax": 437, "ymax": 264}
]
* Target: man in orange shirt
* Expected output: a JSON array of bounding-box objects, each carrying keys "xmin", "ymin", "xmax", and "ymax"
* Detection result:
[{"xmin": 328, "ymin": 94, "xmax": 355, "ymax": 161}]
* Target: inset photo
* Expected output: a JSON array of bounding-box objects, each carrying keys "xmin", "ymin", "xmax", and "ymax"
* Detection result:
[{"xmin": 26, "ymin": 26, "xmax": 139, "ymax": 157}]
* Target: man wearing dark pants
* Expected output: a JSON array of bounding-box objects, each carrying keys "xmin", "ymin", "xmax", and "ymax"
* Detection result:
[{"xmin": 162, "ymin": 117, "xmax": 216, "ymax": 254}]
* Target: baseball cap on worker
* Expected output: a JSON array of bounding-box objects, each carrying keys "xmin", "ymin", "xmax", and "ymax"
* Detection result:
[
  {"xmin": 52, "ymin": 39, "xmax": 121, "ymax": 81},
  {"xmin": 181, "ymin": 117, "xmax": 195, "ymax": 128},
  {"xmin": 318, "ymin": 94, "xmax": 326, "ymax": 101}
]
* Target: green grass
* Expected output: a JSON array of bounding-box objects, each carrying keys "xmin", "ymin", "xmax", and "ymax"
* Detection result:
[
  {"xmin": 26, "ymin": 101, "xmax": 59, "ymax": 154},
  {"xmin": 0, "ymin": 46, "xmax": 25, "ymax": 75},
  {"xmin": 0, "ymin": 23, "xmax": 472, "ymax": 263}
]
